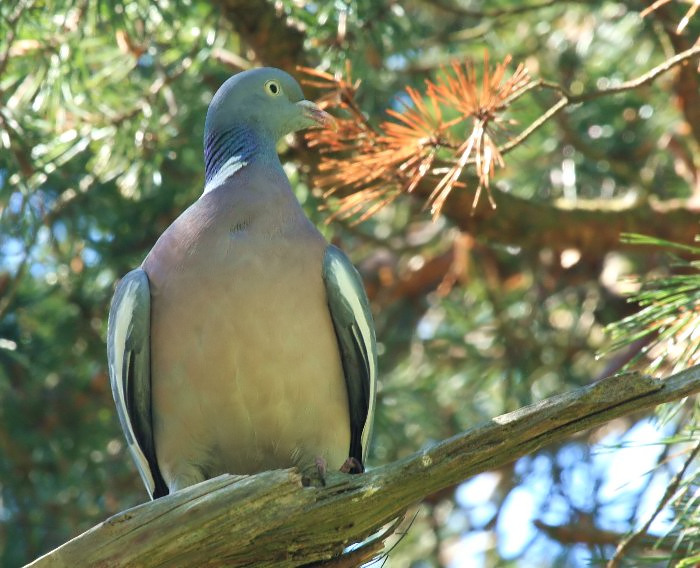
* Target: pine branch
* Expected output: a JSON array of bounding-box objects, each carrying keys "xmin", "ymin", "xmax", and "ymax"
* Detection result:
[
  {"xmin": 494, "ymin": 43, "xmax": 700, "ymax": 154},
  {"xmin": 26, "ymin": 365, "xmax": 700, "ymax": 567},
  {"xmin": 430, "ymin": 183, "xmax": 700, "ymax": 256},
  {"xmin": 307, "ymin": 44, "xmax": 700, "ymax": 223}
]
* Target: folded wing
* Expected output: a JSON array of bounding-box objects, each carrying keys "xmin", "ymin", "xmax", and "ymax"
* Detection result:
[
  {"xmin": 107, "ymin": 268, "xmax": 168, "ymax": 499},
  {"xmin": 322, "ymin": 246, "xmax": 378, "ymax": 465}
]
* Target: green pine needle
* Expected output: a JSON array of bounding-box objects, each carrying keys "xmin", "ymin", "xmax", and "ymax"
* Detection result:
[{"xmin": 603, "ymin": 233, "xmax": 700, "ymax": 374}]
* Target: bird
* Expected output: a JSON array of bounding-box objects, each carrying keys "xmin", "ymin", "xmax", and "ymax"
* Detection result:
[{"xmin": 107, "ymin": 67, "xmax": 377, "ymax": 499}]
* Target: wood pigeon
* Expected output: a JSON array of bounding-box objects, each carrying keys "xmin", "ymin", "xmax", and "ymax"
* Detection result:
[{"xmin": 107, "ymin": 67, "xmax": 377, "ymax": 499}]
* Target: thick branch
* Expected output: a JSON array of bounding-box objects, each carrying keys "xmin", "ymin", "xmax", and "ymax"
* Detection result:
[
  {"xmin": 435, "ymin": 186, "xmax": 700, "ymax": 255},
  {"xmin": 27, "ymin": 365, "xmax": 700, "ymax": 567}
]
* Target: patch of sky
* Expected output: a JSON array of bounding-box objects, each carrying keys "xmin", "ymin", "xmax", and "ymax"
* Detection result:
[
  {"xmin": 82, "ymin": 247, "xmax": 100, "ymax": 267},
  {"xmin": 538, "ymin": 493, "xmax": 572, "ymax": 527},
  {"xmin": 138, "ymin": 53, "xmax": 154, "ymax": 67},
  {"xmin": 29, "ymin": 261, "xmax": 48, "ymax": 279},
  {"xmin": 489, "ymin": 455, "xmax": 554, "ymax": 559},
  {"xmin": 456, "ymin": 472, "xmax": 500, "ymax": 528},
  {"xmin": 449, "ymin": 418, "xmax": 675, "ymax": 567},
  {"xmin": 53, "ymin": 221, "xmax": 67, "ymax": 243},
  {"xmin": 8, "ymin": 191, "xmax": 23, "ymax": 215},
  {"xmin": 497, "ymin": 485, "xmax": 539, "ymax": 557},
  {"xmin": 88, "ymin": 226, "xmax": 113, "ymax": 243},
  {"xmin": 594, "ymin": 418, "xmax": 672, "ymax": 533},
  {"xmin": 416, "ymin": 307, "xmax": 444, "ymax": 341},
  {"xmin": 447, "ymin": 531, "xmax": 490, "ymax": 568},
  {"xmin": 386, "ymin": 54, "xmax": 407, "ymax": 71},
  {"xmin": 390, "ymin": 90, "xmax": 413, "ymax": 113},
  {"xmin": 26, "ymin": 226, "xmax": 52, "ymax": 279},
  {"xmin": 1, "ymin": 238, "xmax": 25, "ymax": 272}
]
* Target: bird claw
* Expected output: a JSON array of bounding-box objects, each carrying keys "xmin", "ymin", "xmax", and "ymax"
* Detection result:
[
  {"xmin": 339, "ymin": 457, "xmax": 364, "ymax": 474},
  {"xmin": 315, "ymin": 456, "xmax": 327, "ymax": 486},
  {"xmin": 301, "ymin": 456, "xmax": 328, "ymax": 487},
  {"xmin": 301, "ymin": 456, "xmax": 364, "ymax": 486}
]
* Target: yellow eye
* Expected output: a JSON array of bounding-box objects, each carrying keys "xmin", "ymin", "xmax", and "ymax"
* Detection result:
[{"xmin": 264, "ymin": 80, "xmax": 282, "ymax": 96}]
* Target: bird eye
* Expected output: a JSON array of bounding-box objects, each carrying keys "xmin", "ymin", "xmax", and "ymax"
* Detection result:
[{"xmin": 264, "ymin": 80, "xmax": 281, "ymax": 96}]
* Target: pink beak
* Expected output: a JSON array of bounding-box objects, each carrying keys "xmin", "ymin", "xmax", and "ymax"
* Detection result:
[{"xmin": 297, "ymin": 100, "xmax": 338, "ymax": 131}]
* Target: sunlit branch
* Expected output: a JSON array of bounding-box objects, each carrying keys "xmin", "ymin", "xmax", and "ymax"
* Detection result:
[{"xmin": 500, "ymin": 42, "xmax": 700, "ymax": 155}]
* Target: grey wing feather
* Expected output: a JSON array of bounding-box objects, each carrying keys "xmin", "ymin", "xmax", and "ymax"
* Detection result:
[
  {"xmin": 322, "ymin": 246, "xmax": 377, "ymax": 464},
  {"xmin": 107, "ymin": 268, "xmax": 167, "ymax": 499}
]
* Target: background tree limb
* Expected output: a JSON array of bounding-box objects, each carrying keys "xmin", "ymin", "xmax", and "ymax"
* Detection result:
[{"xmin": 438, "ymin": 187, "xmax": 700, "ymax": 255}]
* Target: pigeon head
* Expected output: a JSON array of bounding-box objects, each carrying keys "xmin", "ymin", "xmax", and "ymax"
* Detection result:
[
  {"xmin": 205, "ymin": 67, "xmax": 334, "ymax": 143},
  {"xmin": 202, "ymin": 67, "xmax": 334, "ymax": 193}
]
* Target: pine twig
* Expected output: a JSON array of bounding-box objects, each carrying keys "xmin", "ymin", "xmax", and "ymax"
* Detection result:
[{"xmin": 306, "ymin": 43, "xmax": 700, "ymax": 224}]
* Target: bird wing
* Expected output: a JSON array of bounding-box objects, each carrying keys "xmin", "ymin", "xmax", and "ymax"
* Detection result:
[
  {"xmin": 322, "ymin": 245, "xmax": 378, "ymax": 464},
  {"xmin": 107, "ymin": 268, "xmax": 168, "ymax": 499}
]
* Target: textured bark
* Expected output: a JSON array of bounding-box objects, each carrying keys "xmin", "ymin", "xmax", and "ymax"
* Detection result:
[
  {"xmin": 26, "ymin": 365, "xmax": 700, "ymax": 567},
  {"xmin": 438, "ymin": 186, "xmax": 700, "ymax": 255}
]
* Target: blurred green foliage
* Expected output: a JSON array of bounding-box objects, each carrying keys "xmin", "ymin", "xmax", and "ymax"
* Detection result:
[{"xmin": 1, "ymin": 0, "xmax": 700, "ymax": 566}]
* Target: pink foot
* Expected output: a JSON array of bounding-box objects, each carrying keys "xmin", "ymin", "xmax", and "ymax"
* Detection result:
[
  {"xmin": 315, "ymin": 456, "xmax": 327, "ymax": 485},
  {"xmin": 302, "ymin": 456, "xmax": 328, "ymax": 487},
  {"xmin": 340, "ymin": 457, "xmax": 364, "ymax": 474}
]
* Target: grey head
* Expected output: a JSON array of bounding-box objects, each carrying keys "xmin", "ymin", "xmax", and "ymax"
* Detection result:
[{"xmin": 203, "ymin": 67, "xmax": 334, "ymax": 193}]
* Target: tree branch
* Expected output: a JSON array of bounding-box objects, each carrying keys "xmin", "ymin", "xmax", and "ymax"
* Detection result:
[
  {"xmin": 433, "ymin": 43, "xmax": 700, "ymax": 172},
  {"xmin": 426, "ymin": 181, "xmax": 700, "ymax": 255},
  {"xmin": 542, "ymin": 43, "xmax": 700, "ymax": 103},
  {"xmin": 213, "ymin": 0, "xmax": 307, "ymax": 72},
  {"xmin": 26, "ymin": 365, "xmax": 700, "ymax": 567},
  {"xmin": 534, "ymin": 519, "xmax": 672, "ymax": 551},
  {"xmin": 491, "ymin": 43, "xmax": 700, "ymax": 157},
  {"xmin": 424, "ymin": 0, "xmax": 559, "ymax": 19}
]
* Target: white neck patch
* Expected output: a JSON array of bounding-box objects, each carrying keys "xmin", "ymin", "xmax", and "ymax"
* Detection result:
[{"xmin": 203, "ymin": 155, "xmax": 248, "ymax": 195}]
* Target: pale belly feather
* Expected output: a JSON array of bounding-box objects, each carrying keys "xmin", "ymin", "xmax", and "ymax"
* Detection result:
[{"xmin": 146, "ymin": 224, "xmax": 350, "ymax": 486}]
